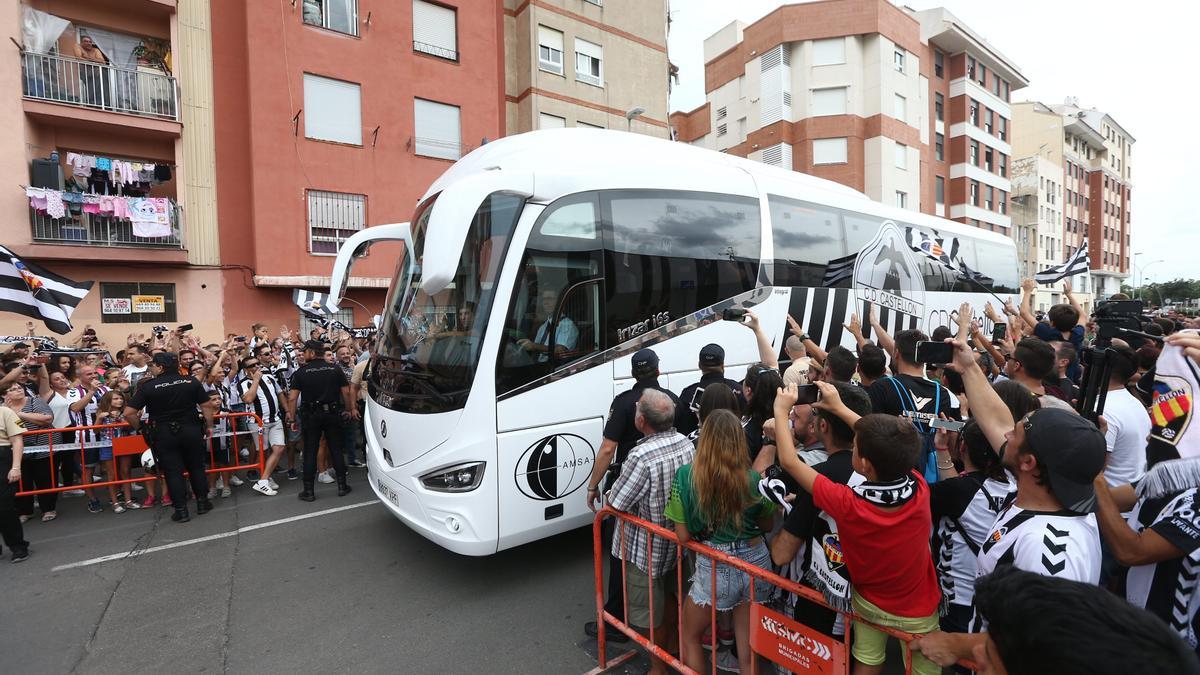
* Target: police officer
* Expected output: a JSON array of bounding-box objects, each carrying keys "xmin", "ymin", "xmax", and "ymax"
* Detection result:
[
  {"xmin": 582, "ymin": 348, "xmax": 678, "ymax": 642},
  {"xmin": 287, "ymin": 340, "xmax": 358, "ymax": 502},
  {"xmin": 674, "ymin": 343, "xmax": 743, "ymax": 437},
  {"xmin": 124, "ymin": 352, "xmax": 215, "ymax": 523}
]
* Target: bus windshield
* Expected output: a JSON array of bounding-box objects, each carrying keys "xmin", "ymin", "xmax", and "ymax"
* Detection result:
[{"xmin": 370, "ymin": 192, "xmax": 525, "ymax": 414}]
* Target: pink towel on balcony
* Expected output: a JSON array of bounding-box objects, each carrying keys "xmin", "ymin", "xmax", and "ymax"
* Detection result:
[
  {"xmin": 129, "ymin": 198, "xmax": 171, "ymax": 238},
  {"xmin": 82, "ymin": 194, "xmax": 101, "ymax": 215},
  {"xmin": 25, "ymin": 187, "xmax": 47, "ymax": 211}
]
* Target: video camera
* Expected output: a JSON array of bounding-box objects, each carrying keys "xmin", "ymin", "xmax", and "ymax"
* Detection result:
[
  {"xmin": 1077, "ymin": 299, "xmax": 1163, "ymax": 423},
  {"xmin": 1092, "ymin": 300, "xmax": 1154, "ymax": 350}
]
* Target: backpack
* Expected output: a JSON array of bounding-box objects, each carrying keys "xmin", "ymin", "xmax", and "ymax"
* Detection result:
[{"xmin": 884, "ymin": 376, "xmax": 942, "ymax": 484}]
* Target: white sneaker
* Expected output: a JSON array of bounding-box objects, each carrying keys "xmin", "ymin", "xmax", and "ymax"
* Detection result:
[
  {"xmin": 252, "ymin": 480, "xmax": 278, "ymax": 496},
  {"xmin": 228, "ymin": 475, "xmax": 244, "ymax": 487},
  {"xmin": 206, "ymin": 487, "xmax": 218, "ymax": 499},
  {"xmin": 130, "ymin": 483, "xmax": 144, "ymax": 492},
  {"xmin": 714, "ymin": 650, "xmax": 740, "ymax": 673},
  {"xmin": 317, "ymin": 471, "xmax": 335, "ymax": 484},
  {"xmin": 267, "ymin": 478, "xmax": 279, "ymax": 490}
]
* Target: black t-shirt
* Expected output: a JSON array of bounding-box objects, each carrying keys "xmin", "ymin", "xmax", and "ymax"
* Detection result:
[
  {"xmin": 1122, "ymin": 488, "xmax": 1200, "ymax": 652},
  {"xmin": 289, "ymin": 362, "xmax": 349, "ymax": 405},
  {"xmin": 782, "ymin": 450, "xmax": 857, "ymax": 622},
  {"xmin": 867, "ymin": 374, "xmax": 961, "ymax": 428},
  {"xmin": 129, "ymin": 373, "xmax": 209, "ymax": 424},
  {"xmin": 602, "ymin": 380, "xmax": 678, "ymax": 468},
  {"xmin": 675, "ymin": 373, "xmax": 741, "ymax": 437}
]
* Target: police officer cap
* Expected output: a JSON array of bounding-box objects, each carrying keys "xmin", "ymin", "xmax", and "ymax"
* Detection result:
[
  {"xmin": 303, "ymin": 339, "xmax": 327, "ymax": 353},
  {"xmin": 152, "ymin": 351, "xmax": 178, "ymax": 370},
  {"xmin": 699, "ymin": 343, "xmax": 725, "ymax": 367},
  {"xmin": 631, "ymin": 348, "xmax": 659, "ymax": 377}
]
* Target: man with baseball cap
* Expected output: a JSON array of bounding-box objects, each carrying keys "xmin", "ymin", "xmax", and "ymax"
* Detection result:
[
  {"xmin": 674, "ymin": 343, "xmax": 741, "ymax": 437},
  {"xmin": 583, "ymin": 347, "xmax": 678, "ymax": 642}
]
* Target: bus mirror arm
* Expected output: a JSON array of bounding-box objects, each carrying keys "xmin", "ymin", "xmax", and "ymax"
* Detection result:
[{"xmin": 328, "ymin": 222, "xmax": 412, "ymax": 309}]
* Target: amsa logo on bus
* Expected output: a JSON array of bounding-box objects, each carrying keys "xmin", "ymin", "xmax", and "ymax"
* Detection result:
[{"xmin": 515, "ymin": 434, "xmax": 595, "ymax": 501}]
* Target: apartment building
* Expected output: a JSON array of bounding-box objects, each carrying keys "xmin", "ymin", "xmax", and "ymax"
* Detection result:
[
  {"xmin": 504, "ymin": 0, "xmax": 670, "ymax": 136},
  {"xmin": 669, "ymin": 0, "xmax": 1027, "ymax": 234},
  {"xmin": 2, "ymin": 1, "xmax": 221, "ymax": 343},
  {"xmin": 1012, "ymin": 99, "xmax": 1134, "ymax": 301},
  {"xmin": 211, "ymin": 1, "xmax": 505, "ymax": 330},
  {"xmin": 1010, "ymin": 156, "xmax": 1081, "ymax": 312}
]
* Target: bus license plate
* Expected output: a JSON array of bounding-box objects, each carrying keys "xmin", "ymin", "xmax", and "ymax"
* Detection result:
[{"xmin": 377, "ymin": 476, "xmax": 399, "ymax": 507}]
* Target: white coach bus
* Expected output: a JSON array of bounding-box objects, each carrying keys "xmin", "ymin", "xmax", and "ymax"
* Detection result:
[{"xmin": 328, "ymin": 130, "xmax": 1018, "ymax": 555}]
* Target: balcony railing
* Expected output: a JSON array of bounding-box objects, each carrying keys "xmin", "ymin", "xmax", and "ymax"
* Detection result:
[
  {"xmin": 21, "ymin": 52, "xmax": 179, "ymax": 121},
  {"xmin": 31, "ymin": 205, "xmax": 184, "ymax": 249},
  {"xmin": 413, "ymin": 41, "xmax": 457, "ymax": 61}
]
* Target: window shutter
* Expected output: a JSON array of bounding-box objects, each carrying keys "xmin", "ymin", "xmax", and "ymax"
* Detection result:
[
  {"xmin": 303, "ymin": 74, "xmax": 361, "ymax": 145},
  {"xmin": 413, "ymin": 0, "xmax": 457, "ymax": 58},
  {"xmin": 414, "ymin": 98, "xmax": 461, "ymax": 160},
  {"xmin": 539, "ymin": 25, "xmax": 563, "ymax": 52}
]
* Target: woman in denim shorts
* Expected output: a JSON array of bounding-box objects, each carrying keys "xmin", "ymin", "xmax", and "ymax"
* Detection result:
[{"xmin": 665, "ymin": 409, "xmax": 778, "ymax": 674}]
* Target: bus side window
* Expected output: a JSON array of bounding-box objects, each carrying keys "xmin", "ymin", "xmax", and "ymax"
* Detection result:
[
  {"xmin": 496, "ymin": 194, "xmax": 604, "ymax": 395},
  {"xmin": 602, "ymin": 190, "xmax": 760, "ymax": 350},
  {"xmin": 768, "ymin": 195, "xmax": 847, "ymax": 288}
]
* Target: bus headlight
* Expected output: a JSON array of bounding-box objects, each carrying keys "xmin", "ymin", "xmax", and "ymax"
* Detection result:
[{"xmin": 420, "ymin": 462, "xmax": 485, "ymax": 492}]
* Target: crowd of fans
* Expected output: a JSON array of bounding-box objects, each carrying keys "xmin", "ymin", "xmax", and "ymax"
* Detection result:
[
  {"xmin": 0, "ymin": 320, "xmax": 369, "ymax": 540},
  {"xmin": 590, "ymin": 279, "xmax": 1200, "ymax": 674}
]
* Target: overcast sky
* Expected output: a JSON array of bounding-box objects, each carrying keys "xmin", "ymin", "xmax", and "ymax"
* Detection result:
[{"xmin": 667, "ymin": 0, "xmax": 1199, "ymax": 284}]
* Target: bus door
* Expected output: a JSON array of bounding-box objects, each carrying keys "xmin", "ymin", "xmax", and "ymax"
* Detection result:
[{"xmin": 494, "ymin": 195, "xmax": 608, "ymax": 550}]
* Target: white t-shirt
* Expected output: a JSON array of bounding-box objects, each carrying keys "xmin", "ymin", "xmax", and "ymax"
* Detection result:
[
  {"xmin": 122, "ymin": 364, "xmax": 149, "ymax": 387},
  {"xmin": 47, "ymin": 391, "xmax": 72, "ymax": 429},
  {"xmin": 1103, "ymin": 387, "xmax": 1151, "ymax": 486}
]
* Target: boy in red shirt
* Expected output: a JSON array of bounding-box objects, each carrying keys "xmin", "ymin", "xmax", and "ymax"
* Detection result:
[{"xmin": 775, "ymin": 382, "xmax": 941, "ymax": 675}]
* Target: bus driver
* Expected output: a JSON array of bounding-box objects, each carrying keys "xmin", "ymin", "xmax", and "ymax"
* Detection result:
[{"xmin": 518, "ymin": 290, "xmax": 578, "ymax": 363}]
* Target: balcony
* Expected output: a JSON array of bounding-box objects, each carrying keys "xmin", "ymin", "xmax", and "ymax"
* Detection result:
[
  {"xmin": 31, "ymin": 205, "xmax": 184, "ymax": 250},
  {"xmin": 21, "ymin": 51, "xmax": 178, "ymax": 121}
]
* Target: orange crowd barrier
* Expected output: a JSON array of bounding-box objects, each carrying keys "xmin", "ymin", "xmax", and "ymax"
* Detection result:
[
  {"xmin": 590, "ymin": 508, "xmax": 974, "ymax": 675},
  {"xmin": 14, "ymin": 411, "xmax": 266, "ymax": 497}
]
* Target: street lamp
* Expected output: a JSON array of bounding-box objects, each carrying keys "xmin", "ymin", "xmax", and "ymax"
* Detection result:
[
  {"xmin": 1135, "ymin": 259, "xmax": 1165, "ymax": 300},
  {"xmin": 625, "ymin": 106, "xmax": 645, "ymax": 132}
]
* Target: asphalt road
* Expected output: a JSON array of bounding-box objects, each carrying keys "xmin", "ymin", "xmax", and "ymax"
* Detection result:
[{"xmin": 2, "ymin": 470, "xmax": 627, "ymax": 675}]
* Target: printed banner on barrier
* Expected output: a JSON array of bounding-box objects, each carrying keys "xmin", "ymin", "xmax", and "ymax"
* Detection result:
[{"xmin": 750, "ymin": 603, "xmax": 845, "ymax": 674}]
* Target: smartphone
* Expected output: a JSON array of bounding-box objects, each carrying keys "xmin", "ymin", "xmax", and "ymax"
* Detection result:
[
  {"xmin": 235, "ymin": 336, "xmax": 247, "ymax": 343},
  {"xmin": 178, "ymin": 323, "xmax": 194, "ymax": 333},
  {"xmin": 722, "ymin": 307, "xmax": 748, "ymax": 322},
  {"xmin": 794, "ymin": 384, "xmax": 820, "ymax": 405},
  {"xmin": 991, "ymin": 323, "xmax": 1007, "ymax": 344},
  {"xmin": 915, "ymin": 340, "xmax": 955, "ymax": 365},
  {"xmin": 931, "ymin": 418, "xmax": 966, "ymax": 432}
]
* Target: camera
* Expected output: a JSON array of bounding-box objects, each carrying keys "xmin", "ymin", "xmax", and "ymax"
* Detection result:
[
  {"xmin": 1092, "ymin": 300, "xmax": 1150, "ymax": 349},
  {"xmin": 153, "ymin": 325, "xmax": 168, "ymax": 338},
  {"xmin": 722, "ymin": 307, "xmax": 749, "ymax": 322}
]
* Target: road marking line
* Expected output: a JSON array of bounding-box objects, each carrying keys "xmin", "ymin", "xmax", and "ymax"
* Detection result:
[{"xmin": 51, "ymin": 500, "xmax": 378, "ymax": 572}]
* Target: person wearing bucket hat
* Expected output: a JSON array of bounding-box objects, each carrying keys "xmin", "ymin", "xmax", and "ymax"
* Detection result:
[
  {"xmin": 674, "ymin": 344, "xmax": 741, "ymax": 437},
  {"xmin": 583, "ymin": 348, "xmax": 678, "ymax": 643}
]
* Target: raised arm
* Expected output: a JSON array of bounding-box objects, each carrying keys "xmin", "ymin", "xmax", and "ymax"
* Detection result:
[
  {"xmin": 786, "ymin": 315, "xmax": 826, "ymax": 365},
  {"xmin": 845, "ymin": 313, "xmax": 868, "ymax": 351},
  {"xmin": 745, "ymin": 310, "xmax": 779, "ymax": 369},
  {"xmin": 1019, "ymin": 278, "xmax": 1039, "ymax": 331},
  {"xmin": 867, "ymin": 304, "xmax": 895, "ymax": 357},
  {"xmin": 946, "ymin": 314, "xmax": 1012, "ymax": 453},
  {"xmin": 773, "ymin": 383, "xmax": 819, "ymax": 494}
]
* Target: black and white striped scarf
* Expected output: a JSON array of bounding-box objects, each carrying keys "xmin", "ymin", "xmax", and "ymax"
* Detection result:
[{"xmin": 851, "ymin": 473, "xmax": 917, "ymax": 507}]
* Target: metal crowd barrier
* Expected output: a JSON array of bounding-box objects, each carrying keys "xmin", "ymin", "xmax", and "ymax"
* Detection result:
[
  {"xmin": 14, "ymin": 412, "xmax": 265, "ymax": 497},
  {"xmin": 590, "ymin": 508, "xmax": 974, "ymax": 675}
]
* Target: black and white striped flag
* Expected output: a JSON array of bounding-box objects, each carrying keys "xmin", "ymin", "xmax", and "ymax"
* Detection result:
[
  {"xmin": 822, "ymin": 252, "xmax": 857, "ymax": 287},
  {"xmin": 0, "ymin": 246, "xmax": 92, "ymax": 335},
  {"xmin": 292, "ymin": 288, "xmax": 339, "ymax": 316},
  {"xmin": 1036, "ymin": 241, "xmax": 1090, "ymax": 285}
]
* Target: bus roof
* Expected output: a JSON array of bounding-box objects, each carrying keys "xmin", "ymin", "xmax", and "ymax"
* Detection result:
[{"xmin": 421, "ymin": 129, "xmax": 1014, "ymax": 248}]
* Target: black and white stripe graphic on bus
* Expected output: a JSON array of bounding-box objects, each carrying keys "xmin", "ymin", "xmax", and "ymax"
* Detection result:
[{"xmin": 777, "ymin": 286, "xmax": 1002, "ymax": 361}]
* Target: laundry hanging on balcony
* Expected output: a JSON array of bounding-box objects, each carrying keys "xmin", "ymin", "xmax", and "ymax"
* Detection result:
[
  {"xmin": 25, "ymin": 187, "xmax": 174, "ymax": 239},
  {"xmin": 64, "ymin": 152, "xmax": 171, "ymax": 187}
]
